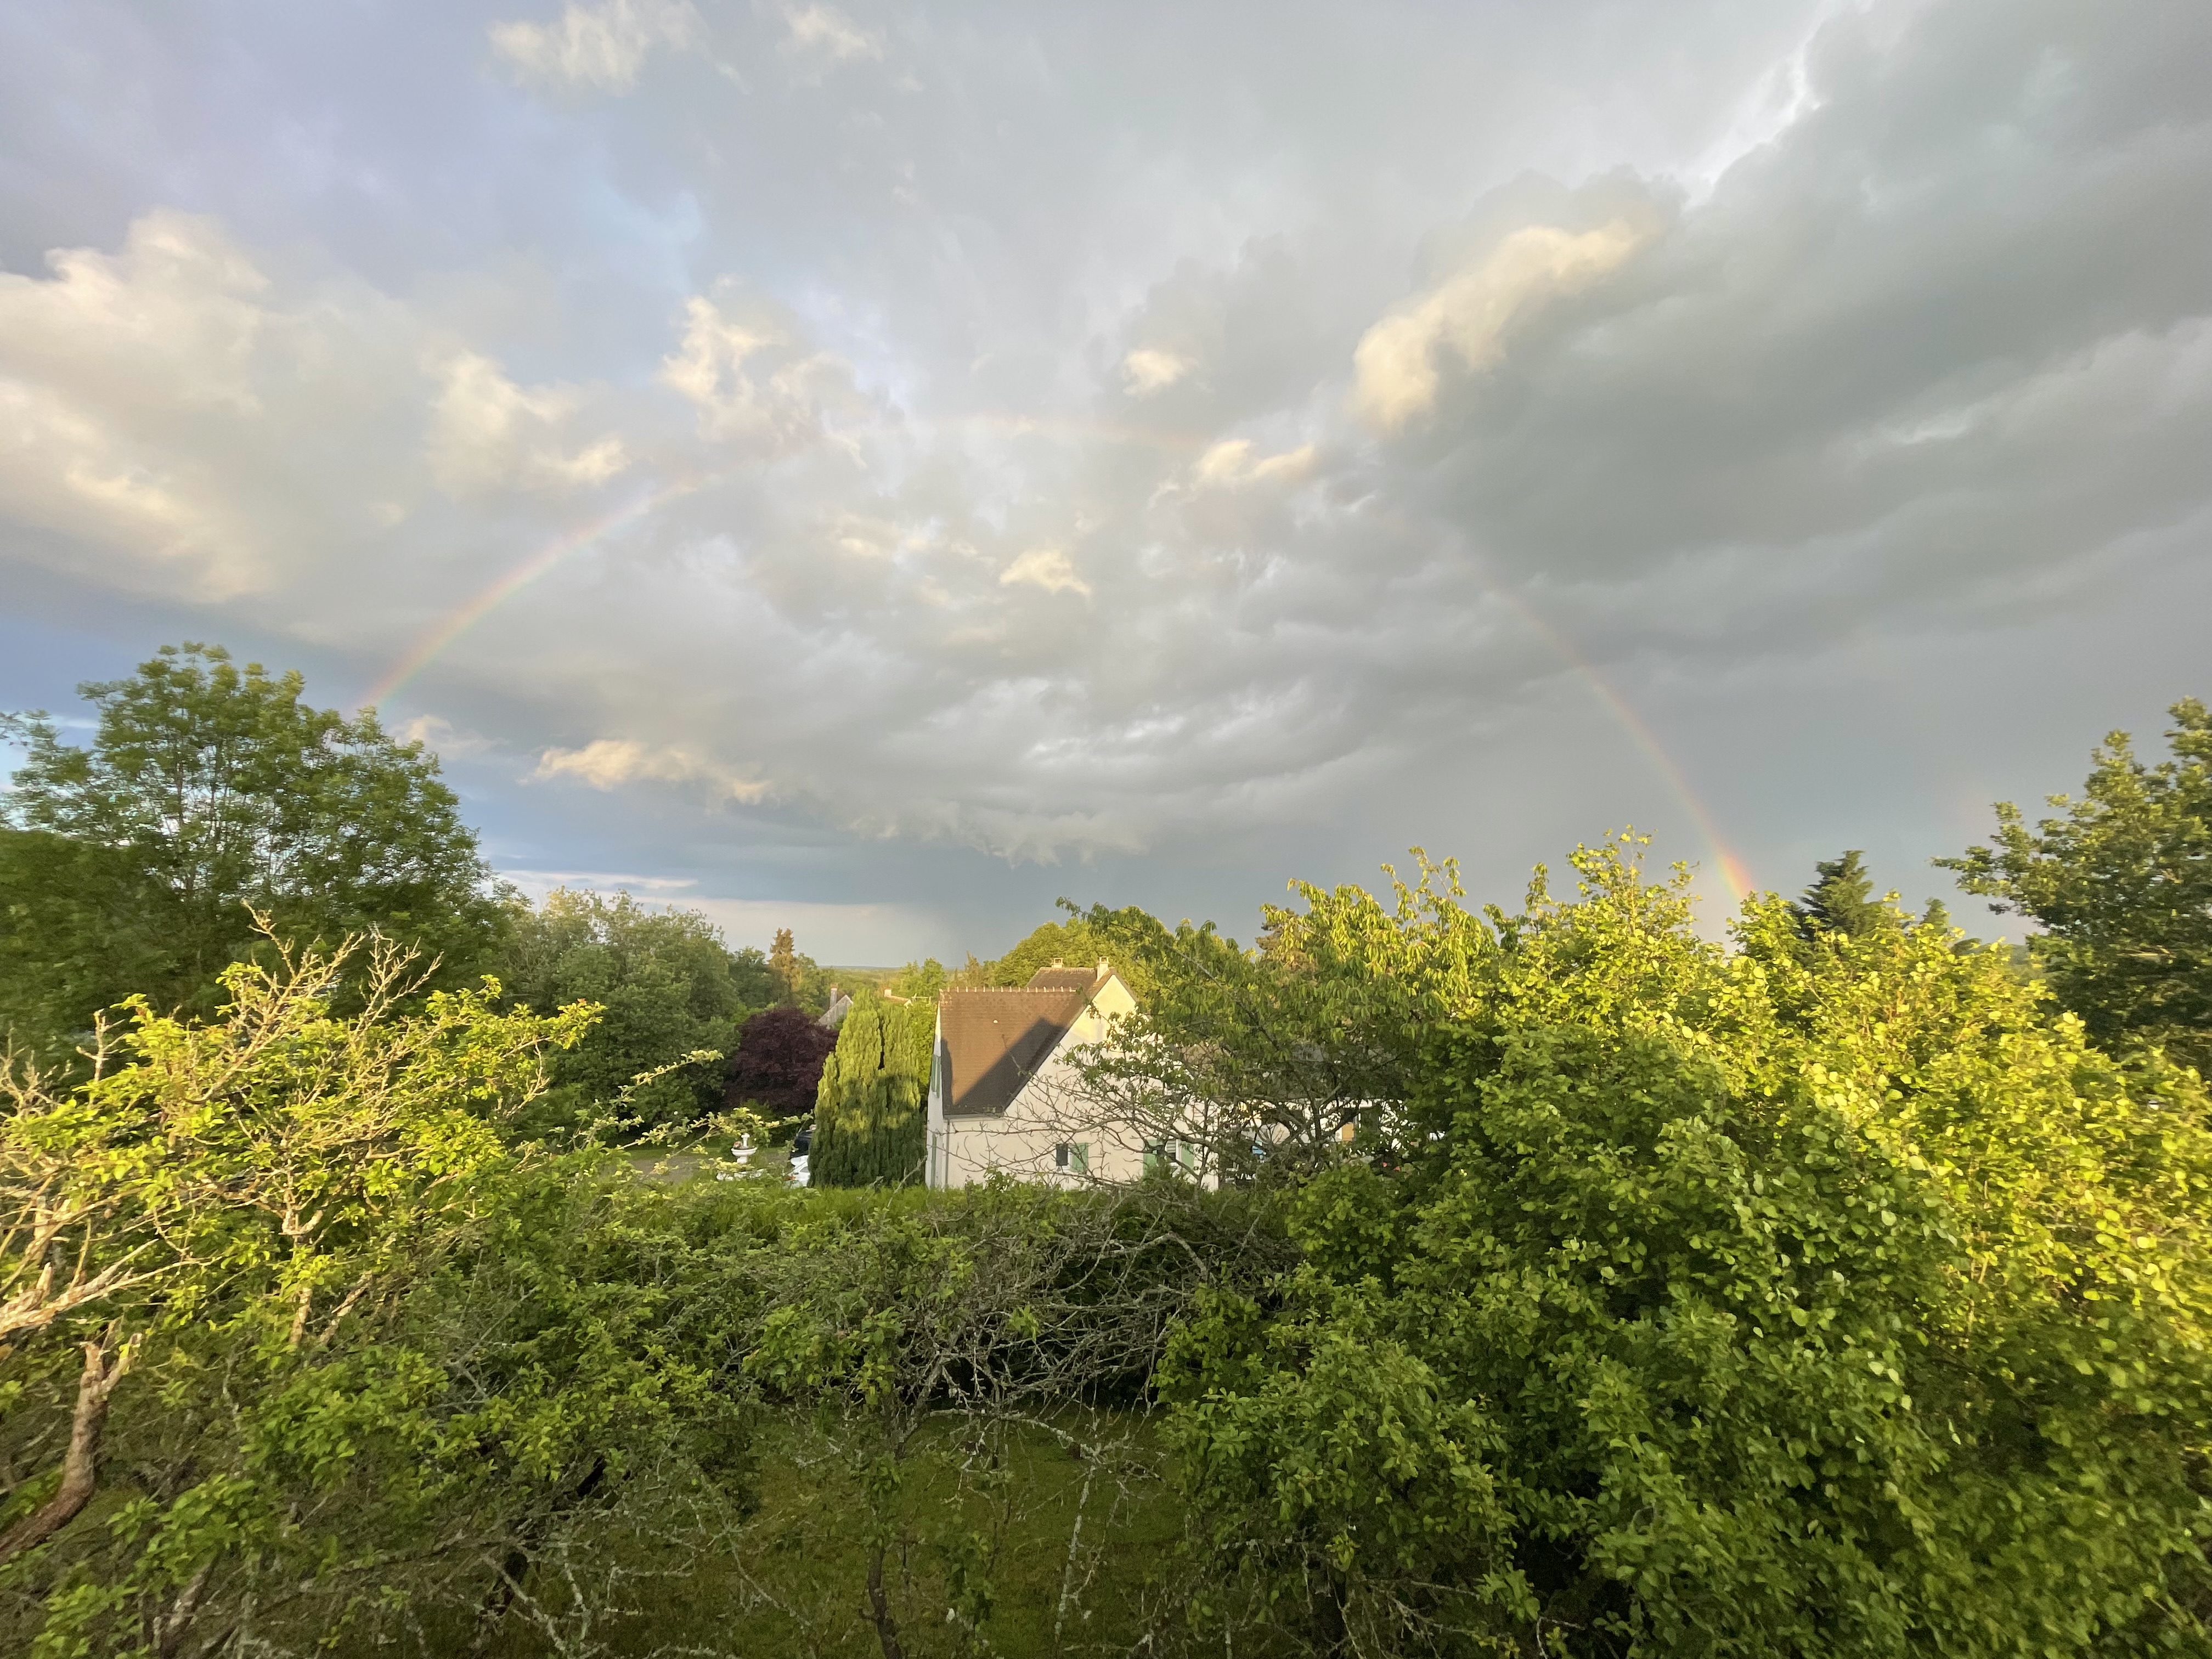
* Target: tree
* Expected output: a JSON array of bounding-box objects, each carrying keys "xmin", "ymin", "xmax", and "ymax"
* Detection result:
[
  {"xmin": 770, "ymin": 928, "xmax": 799, "ymax": 1002},
  {"xmin": 971, "ymin": 904, "xmax": 1178, "ymax": 1003},
  {"xmin": 0, "ymin": 830, "xmax": 174, "ymax": 1066},
  {"xmin": 492, "ymin": 887, "xmax": 755, "ymax": 1133},
  {"xmin": 887, "ymin": 957, "xmax": 950, "ymax": 1002},
  {"xmin": 1791, "ymin": 848, "xmax": 1886, "ymax": 943},
  {"xmin": 0, "ymin": 643, "xmax": 496, "ymax": 1053},
  {"xmin": 1154, "ymin": 837, "xmax": 2212, "ymax": 1656},
  {"xmin": 0, "ymin": 935, "xmax": 759, "ymax": 1658},
  {"xmin": 1938, "ymin": 697, "xmax": 2211, "ymax": 1073},
  {"xmin": 726, "ymin": 1005, "xmax": 837, "ymax": 1122},
  {"xmin": 729, "ymin": 942, "xmax": 783, "ymax": 1008},
  {"xmin": 811, "ymin": 995, "xmax": 932, "ymax": 1188}
]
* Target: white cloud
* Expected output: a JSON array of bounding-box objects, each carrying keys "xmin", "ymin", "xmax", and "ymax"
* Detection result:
[
  {"xmin": 1350, "ymin": 219, "xmax": 1655, "ymax": 431},
  {"xmin": 998, "ymin": 546, "xmax": 1092, "ymax": 597},
  {"xmin": 489, "ymin": 0, "xmax": 698, "ymax": 91},
  {"xmin": 1120, "ymin": 347, "xmax": 1193, "ymax": 395},
  {"xmin": 780, "ymin": 4, "xmax": 883, "ymax": 66},
  {"xmin": 427, "ymin": 349, "xmax": 629, "ymax": 495},
  {"xmin": 658, "ymin": 287, "xmax": 857, "ymax": 450},
  {"xmin": 9, "ymin": 0, "xmax": 2212, "ymax": 913},
  {"xmin": 393, "ymin": 713, "xmax": 497, "ymax": 756},
  {"xmin": 0, "ymin": 211, "xmax": 422, "ymax": 599},
  {"xmin": 535, "ymin": 738, "xmax": 773, "ymax": 802},
  {"xmin": 1189, "ymin": 438, "xmax": 1316, "ymax": 489}
]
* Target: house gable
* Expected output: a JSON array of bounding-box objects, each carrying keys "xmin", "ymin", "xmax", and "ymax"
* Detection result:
[{"xmin": 938, "ymin": 986, "xmax": 1090, "ymax": 1116}]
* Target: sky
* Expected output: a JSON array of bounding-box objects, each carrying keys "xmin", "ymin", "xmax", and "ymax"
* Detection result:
[{"xmin": 2, "ymin": 0, "xmax": 2208, "ymax": 965}]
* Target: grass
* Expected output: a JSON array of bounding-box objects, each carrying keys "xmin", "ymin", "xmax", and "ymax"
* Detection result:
[{"xmin": 365, "ymin": 1410, "xmax": 1186, "ymax": 1659}]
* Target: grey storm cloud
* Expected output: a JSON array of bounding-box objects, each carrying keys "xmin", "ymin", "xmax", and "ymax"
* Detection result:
[{"xmin": 2, "ymin": 0, "xmax": 2208, "ymax": 958}]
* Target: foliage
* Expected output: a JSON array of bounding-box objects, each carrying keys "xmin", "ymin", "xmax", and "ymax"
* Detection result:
[
  {"xmin": 729, "ymin": 944, "xmax": 785, "ymax": 1009},
  {"xmin": 1157, "ymin": 837, "xmax": 2212, "ymax": 1657},
  {"xmin": 737, "ymin": 1179, "xmax": 1259, "ymax": 1659},
  {"xmin": 492, "ymin": 886, "xmax": 756, "ymax": 1135},
  {"xmin": 970, "ymin": 904, "xmax": 1182, "ymax": 1005},
  {"xmin": 726, "ymin": 1005, "xmax": 837, "ymax": 1125},
  {"xmin": 0, "ymin": 644, "xmax": 497, "ymax": 1058},
  {"xmin": 0, "ymin": 830, "xmax": 174, "ymax": 1071},
  {"xmin": 1063, "ymin": 895, "xmax": 1419, "ymax": 1187},
  {"xmin": 811, "ymin": 995, "xmax": 933, "ymax": 1188},
  {"xmin": 1791, "ymin": 848, "xmax": 1885, "ymax": 943},
  {"xmin": 887, "ymin": 958, "xmax": 950, "ymax": 1002},
  {"xmin": 769, "ymin": 928, "xmax": 799, "ymax": 1002},
  {"xmin": 1939, "ymin": 696, "xmax": 2212, "ymax": 1072},
  {"xmin": 0, "ymin": 934, "xmax": 764, "ymax": 1655}
]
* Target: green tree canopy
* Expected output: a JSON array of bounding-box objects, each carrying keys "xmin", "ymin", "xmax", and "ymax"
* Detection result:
[
  {"xmin": 1938, "ymin": 696, "xmax": 2211, "ymax": 1071},
  {"xmin": 0, "ymin": 643, "xmax": 496, "ymax": 1056},
  {"xmin": 491, "ymin": 887, "xmax": 760, "ymax": 1133},
  {"xmin": 972, "ymin": 902, "xmax": 1184, "ymax": 1003},
  {"xmin": 0, "ymin": 935, "xmax": 755, "ymax": 1656},
  {"xmin": 1155, "ymin": 837, "xmax": 2212, "ymax": 1656}
]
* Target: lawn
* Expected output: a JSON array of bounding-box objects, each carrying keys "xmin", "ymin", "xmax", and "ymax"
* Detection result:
[{"xmin": 365, "ymin": 1410, "xmax": 1187, "ymax": 1658}]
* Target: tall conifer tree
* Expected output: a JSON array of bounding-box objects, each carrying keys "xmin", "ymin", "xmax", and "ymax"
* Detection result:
[
  {"xmin": 810, "ymin": 994, "xmax": 932, "ymax": 1187},
  {"xmin": 1792, "ymin": 849, "xmax": 1887, "ymax": 944}
]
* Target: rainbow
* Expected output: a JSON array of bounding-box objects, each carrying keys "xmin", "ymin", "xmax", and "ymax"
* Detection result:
[
  {"xmin": 359, "ymin": 416, "xmax": 1220, "ymax": 710},
  {"xmin": 360, "ymin": 435, "xmax": 1754, "ymax": 906},
  {"xmin": 1503, "ymin": 594, "xmax": 1754, "ymax": 905},
  {"xmin": 362, "ymin": 478, "xmax": 698, "ymax": 709}
]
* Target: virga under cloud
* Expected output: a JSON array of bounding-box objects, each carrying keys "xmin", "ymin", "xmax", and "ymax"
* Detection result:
[{"xmin": 1, "ymin": 0, "xmax": 2208, "ymax": 956}]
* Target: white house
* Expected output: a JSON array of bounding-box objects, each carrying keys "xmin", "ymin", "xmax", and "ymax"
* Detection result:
[{"xmin": 924, "ymin": 961, "xmax": 1153, "ymax": 1188}]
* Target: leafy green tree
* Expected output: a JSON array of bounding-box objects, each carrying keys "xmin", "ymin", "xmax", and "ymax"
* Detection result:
[
  {"xmin": 0, "ymin": 933, "xmax": 764, "ymax": 1658},
  {"xmin": 1156, "ymin": 837, "xmax": 2212, "ymax": 1656},
  {"xmin": 491, "ymin": 887, "xmax": 757, "ymax": 1133},
  {"xmin": 0, "ymin": 643, "xmax": 496, "ymax": 1055},
  {"xmin": 979, "ymin": 919, "xmax": 1103, "ymax": 985},
  {"xmin": 887, "ymin": 957, "xmax": 950, "ymax": 1002},
  {"xmin": 972, "ymin": 904, "xmax": 1180, "ymax": 1003},
  {"xmin": 729, "ymin": 942, "xmax": 783, "ymax": 1008},
  {"xmin": 1063, "ymin": 894, "xmax": 1419, "ymax": 1185},
  {"xmin": 0, "ymin": 830, "xmax": 174, "ymax": 1065},
  {"xmin": 1939, "ymin": 697, "xmax": 2211, "ymax": 1072},
  {"xmin": 811, "ymin": 995, "xmax": 933, "ymax": 1187}
]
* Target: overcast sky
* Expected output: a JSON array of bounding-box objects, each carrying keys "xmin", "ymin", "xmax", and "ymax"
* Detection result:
[{"xmin": 3, "ymin": 0, "xmax": 2207, "ymax": 963}]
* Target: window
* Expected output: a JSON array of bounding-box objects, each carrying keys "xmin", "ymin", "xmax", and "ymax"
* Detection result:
[{"xmin": 1054, "ymin": 1141, "xmax": 1090, "ymax": 1175}]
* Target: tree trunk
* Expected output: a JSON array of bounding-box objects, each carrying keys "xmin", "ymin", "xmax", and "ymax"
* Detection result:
[
  {"xmin": 0, "ymin": 1337, "xmax": 131, "ymax": 1564},
  {"xmin": 865, "ymin": 1542, "xmax": 906, "ymax": 1659}
]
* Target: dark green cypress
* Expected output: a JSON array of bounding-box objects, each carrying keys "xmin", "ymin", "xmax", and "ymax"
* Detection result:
[{"xmin": 810, "ymin": 994, "xmax": 933, "ymax": 1187}]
